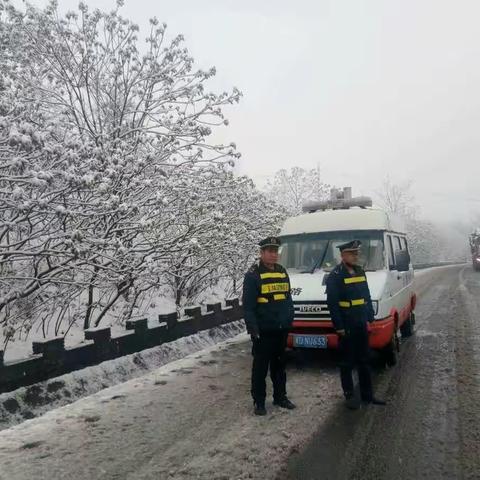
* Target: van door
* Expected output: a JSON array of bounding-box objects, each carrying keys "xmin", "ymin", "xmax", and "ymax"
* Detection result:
[
  {"xmin": 384, "ymin": 234, "xmax": 404, "ymax": 316},
  {"xmin": 400, "ymin": 236, "xmax": 414, "ymax": 305},
  {"xmin": 393, "ymin": 235, "xmax": 410, "ymax": 312}
]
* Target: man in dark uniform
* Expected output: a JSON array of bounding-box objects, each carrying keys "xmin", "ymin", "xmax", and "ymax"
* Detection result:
[
  {"xmin": 242, "ymin": 236, "xmax": 296, "ymax": 416},
  {"xmin": 326, "ymin": 240, "xmax": 386, "ymax": 410}
]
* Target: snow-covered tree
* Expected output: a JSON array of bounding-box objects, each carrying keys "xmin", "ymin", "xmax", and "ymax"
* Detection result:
[
  {"xmin": 376, "ymin": 177, "xmax": 444, "ymax": 263},
  {"xmin": 158, "ymin": 165, "xmax": 242, "ymax": 308},
  {"xmin": 215, "ymin": 175, "xmax": 287, "ymax": 298},
  {"xmin": 154, "ymin": 170, "xmax": 287, "ymax": 307},
  {"xmin": 264, "ymin": 166, "xmax": 330, "ymax": 216},
  {"xmin": 0, "ymin": 0, "xmax": 244, "ymax": 345}
]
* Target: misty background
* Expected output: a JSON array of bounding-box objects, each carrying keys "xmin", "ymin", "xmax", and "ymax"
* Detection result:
[{"xmin": 16, "ymin": 0, "xmax": 479, "ymax": 251}]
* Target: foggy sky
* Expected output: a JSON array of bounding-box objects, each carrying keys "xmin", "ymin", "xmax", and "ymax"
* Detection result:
[{"xmin": 26, "ymin": 0, "xmax": 480, "ymax": 225}]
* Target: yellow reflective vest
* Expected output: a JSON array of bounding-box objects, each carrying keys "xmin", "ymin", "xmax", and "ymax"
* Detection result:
[{"xmin": 242, "ymin": 261, "xmax": 294, "ymax": 335}]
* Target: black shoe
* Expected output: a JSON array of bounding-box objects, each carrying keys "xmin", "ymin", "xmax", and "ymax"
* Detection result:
[
  {"xmin": 345, "ymin": 397, "xmax": 360, "ymax": 410},
  {"xmin": 273, "ymin": 397, "xmax": 296, "ymax": 410},
  {"xmin": 254, "ymin": 402, "xmax": 267, "ymax": 416},
  {"xmin": 363, "ymin": 397, "xmax": 387, "ymax": 406}
]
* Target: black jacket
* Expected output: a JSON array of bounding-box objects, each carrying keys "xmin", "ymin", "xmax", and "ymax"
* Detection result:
[
  {"xmin": 242, "ymin": 261, "xmax": 294, "ymax": 335},
  {"xmin": 326, "ymin": 263, "xmax": 375, "ymax": 332}
]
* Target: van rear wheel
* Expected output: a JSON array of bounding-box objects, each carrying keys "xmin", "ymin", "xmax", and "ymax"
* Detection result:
[{"xmin": 400, "ymin": 312, "xmax": 415, "ymax": 338}]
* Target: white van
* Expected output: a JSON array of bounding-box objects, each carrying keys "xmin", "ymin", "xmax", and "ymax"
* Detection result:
[{"xmin": 279, "ymin": 189, "xmax": 416, "ymax": 365}]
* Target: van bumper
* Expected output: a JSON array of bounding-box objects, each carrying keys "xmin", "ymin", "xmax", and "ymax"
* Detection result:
[{"xmin": 287, "ymin": 318, "xmax": 396, "ymax": 350}]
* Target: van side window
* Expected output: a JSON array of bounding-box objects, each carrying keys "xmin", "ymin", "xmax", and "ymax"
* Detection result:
[
  {"xmin": 387, "ymin": 235, "xmax": 395, "ymax": 269},
  {"xmin": 394, "ymin": 236, "xmax": 402, "ymax": 251},
  {"xmin": 400, "ymin": 237, "xmax": 408, "ymax": 252}
]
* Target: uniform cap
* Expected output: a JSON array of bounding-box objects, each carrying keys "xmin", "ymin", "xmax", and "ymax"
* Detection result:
[
  {"xmin": 337, "ymin": 240, "xmax": 362, "ymax": 252},
  {"xmin": 259, "ymin": 236, "xmax": 281, "ymax": 249}
]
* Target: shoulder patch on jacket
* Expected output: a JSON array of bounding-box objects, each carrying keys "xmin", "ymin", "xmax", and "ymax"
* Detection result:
[
  {"xmin": 331, "ymin": 264, "xmax": 342, "ymax": 275},
  {"xmin": 248, "ymin": 262, "xmax": 260, "ymax": 274}
]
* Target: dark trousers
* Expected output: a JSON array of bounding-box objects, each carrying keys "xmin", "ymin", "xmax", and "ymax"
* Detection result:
[
  {"xmin": 338, "ymin": 324, "xmax": 373, "ymax": 401},
  {"xmin": 251, "ymin": 331, "xmax": 288, "ymax": 404}
]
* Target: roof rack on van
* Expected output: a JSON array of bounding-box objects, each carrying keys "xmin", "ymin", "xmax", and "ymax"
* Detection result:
[{"xmin": 302, "ymin": 187, "xmax": 372, "ymax": 213}]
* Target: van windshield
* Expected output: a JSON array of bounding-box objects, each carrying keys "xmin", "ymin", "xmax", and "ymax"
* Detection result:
[{"xmin": 278, "ymin": 231, "xmax": 385, "ymax": 273}]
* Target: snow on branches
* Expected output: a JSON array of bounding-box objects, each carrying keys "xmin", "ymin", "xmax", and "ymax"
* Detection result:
[
  {"xmin": 0, "ymin": 0, "xmax": 279, "ymax": 350},
  {"xmin": 264, "ymin": 166, "xmax": 330, "ymax": 216}
]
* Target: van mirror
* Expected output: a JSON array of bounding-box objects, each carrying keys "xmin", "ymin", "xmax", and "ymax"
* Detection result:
[{"xmin": 394, "ymin": 250, "xmax": 410, "ymax": 272}]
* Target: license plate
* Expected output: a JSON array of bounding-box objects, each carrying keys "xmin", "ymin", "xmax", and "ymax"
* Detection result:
[{"xmin": 293, "ymin": 334, "xmax": 327, "ymax": 349}]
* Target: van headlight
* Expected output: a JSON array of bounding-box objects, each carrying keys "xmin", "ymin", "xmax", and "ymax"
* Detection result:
[{"xmin": 371, "ymin": 300, "xmax": 378, "ymax": 315}]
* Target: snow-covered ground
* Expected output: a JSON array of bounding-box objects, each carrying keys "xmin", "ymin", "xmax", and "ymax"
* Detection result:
[
  {"xmin": 0, "ymin": 333, "xmax": 340, "ymax": 480},
  {"xmin": 0, "ymin": 320, "xmax": 246, "ymax": 430}
]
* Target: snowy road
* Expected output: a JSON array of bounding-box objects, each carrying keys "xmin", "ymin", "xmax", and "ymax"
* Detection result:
[
  {"xmin": 0, "ymin": 328, "xmax": 340, "ymax": 479},
  {"xmin": 0, "ymin": 265, "xmax": 474, "ymax": 480},
  {"xmin": 284, "ymin": 264, "xmax": 480, "ymax": 480}
]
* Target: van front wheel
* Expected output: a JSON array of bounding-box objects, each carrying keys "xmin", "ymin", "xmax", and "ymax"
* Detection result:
[{"xmin": 382, "ymin": 334, "xmax": 398, "ymax": 367}]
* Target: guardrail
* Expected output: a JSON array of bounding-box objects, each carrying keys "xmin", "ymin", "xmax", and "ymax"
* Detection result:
[
  {"xmin": 413, "ymin": 261, "xmax": 467, "ymax": 270},
  {"xmin": 0, "ymin": 298, "xmax": 243, "ymax": 394}
]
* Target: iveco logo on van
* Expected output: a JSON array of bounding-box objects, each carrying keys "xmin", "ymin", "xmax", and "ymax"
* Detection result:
[{"xmin": 297, "ymin": 305, "xmax": 325, "ymax": 313}]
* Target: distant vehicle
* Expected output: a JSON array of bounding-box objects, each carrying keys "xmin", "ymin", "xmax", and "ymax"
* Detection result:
[
  {"xmin": 278, "ymin": 187, "xmax": 416, "ymax": 366},
  {"xmin": 469, "ymin": 229, "xmax": 480, "ymax": 271}
]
